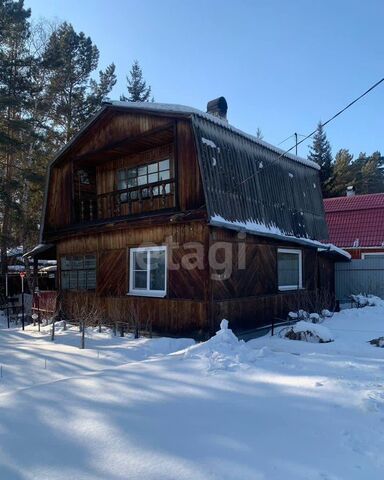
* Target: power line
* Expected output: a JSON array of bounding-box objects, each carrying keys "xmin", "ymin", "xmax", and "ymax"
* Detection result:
[
  {"xmin": 278, "ymin": 133, "xmax": 296, "ymax": 146},
  {"xmin": 278, "ymin": 132, "xmax": 306, "ymax": 146},
  {"xmin": 238, "ymin": 76, "xmax": 384, "ymax": 187}
]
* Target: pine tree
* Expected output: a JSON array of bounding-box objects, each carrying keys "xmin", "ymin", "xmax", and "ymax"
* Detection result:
[
  {"xmin": 87, "ymin": 63, "xmax": 117, "ymax": 116},
  {"xmin": 1, "ymin": 12, "xmax": 118, "ymax": 274},
  {"xmin": 308, "ymin": 122, "xmax": 333, "ymax": 197},
  {"xmin": 256, "ymin": 127, "xmax": 263, "ymax": 140},
  {"xmin": 120, "ymin": 60, "xmax": 152, "ymax": 102},
  {"xmin": 42, "ymin": 22, "xmax": 116, "ymax": 144},
  {"xmin": 328, "ymin": 149, "xmax": 355, "ymax": 197},
  {"xmin": 0, "ymin": 0, "xmax": 34, "ymax": 276},
  {"xmin": 354, "ymin": 151, "xmax": 384, "ymax": 194}
]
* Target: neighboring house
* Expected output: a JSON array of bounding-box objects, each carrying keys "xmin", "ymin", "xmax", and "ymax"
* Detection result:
[
  {"xmin": 324, "ymin": 190, "xmax": 384, "ymax": 259},
  {"xmin": 26, "ymin": 98, "xmax": 347, "ymax": 335}
]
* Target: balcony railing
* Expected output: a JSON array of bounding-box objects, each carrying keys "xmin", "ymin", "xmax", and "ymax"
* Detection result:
[{"xmin": 76, "ymin": 179, "xmax": 175, "ymax": 223}]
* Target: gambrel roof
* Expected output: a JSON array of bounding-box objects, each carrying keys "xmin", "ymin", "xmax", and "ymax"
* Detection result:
[
  {"xmin": 39, "ymin": 100, "xmax": 348, "ymax": 256},
  {"xmin": 105, "ymin": 101, "xmax": 328, "ymax": 243}
]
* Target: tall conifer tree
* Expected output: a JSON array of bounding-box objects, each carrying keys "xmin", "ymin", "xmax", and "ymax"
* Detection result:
[
  {"xmin": 328, "ymin": 149, "xmax": 354, "ymax": 197},
  {"xmin": 120, "ymin": 60, "xmax": 152, "ymax": 102},
  {"xmin": 42, "ymin": 22, "xmax": 116, "ymax": 144},
  {"xmin": 308, "ymin": 122, "xmax": 333, "ymax": 197},
  {"xmin": 0, "ymin": 0, "xmax": 34, "ymax": 275}
]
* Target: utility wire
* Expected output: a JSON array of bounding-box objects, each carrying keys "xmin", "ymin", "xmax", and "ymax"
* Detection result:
[
  {"xmin": 278, "ymin": 133, "xmax": 296, "ymax": 146},
  {"xmin": 238, "ymin": 76, "xmax": 384, "ymax": 187},
  {"xmin": 278, "ymin": 132, "xmax": 306, "ymax": 146}
]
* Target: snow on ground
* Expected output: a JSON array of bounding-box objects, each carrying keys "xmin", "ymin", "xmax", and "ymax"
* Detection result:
[{"xmin": 0, "ymin": 306, "xmax": 384, "ymax": 479}]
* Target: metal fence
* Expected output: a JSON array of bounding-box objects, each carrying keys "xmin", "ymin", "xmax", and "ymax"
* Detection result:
[{"xmin": 335, "ymin": 257, "xmax": 384, "ymax": 303}]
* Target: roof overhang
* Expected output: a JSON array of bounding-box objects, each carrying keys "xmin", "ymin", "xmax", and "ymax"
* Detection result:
[
  {"xmin": 23, "ymin": 243, "xmax": 56, "ymax": 260},
  {"xmin": 209, "ymin": 216, "xmax": 351, "ymax": 261}
]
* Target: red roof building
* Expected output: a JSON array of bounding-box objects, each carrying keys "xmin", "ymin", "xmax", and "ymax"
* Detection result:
[{"xmin": 323, "ymin": 192, "xmax": 384, "ymax": 259}]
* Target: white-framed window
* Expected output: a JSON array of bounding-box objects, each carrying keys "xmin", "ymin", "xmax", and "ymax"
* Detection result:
[
  {"xmin": 129, "ymin": 246, "xmax": 167, "ymax": 297},
  {"xmin": 362, "ymin": 252, "xmax": 384, "ymax": 259},
  {"xmin": 277, "ymin": 248, "xmax": 303, "ymax": 291}
]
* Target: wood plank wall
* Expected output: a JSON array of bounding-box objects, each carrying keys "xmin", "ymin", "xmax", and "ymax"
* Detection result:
[
  {"xmin": 57, "ymin": 220, "xmax": 210, "ymax": 334},
  {"xmin": 44, "ymin": 112, "xmax": 205, "ymax": 234},
  {"xmin": 208, "ymin": 227, "xmax": 335, "ymax": 331},
  {"xmin": 56, "ymin": 221, "xmax": 335, "ymax": 335},
  {"xmin": 46, "ymin": 162, "xmax": 73, "ymax": 229}
]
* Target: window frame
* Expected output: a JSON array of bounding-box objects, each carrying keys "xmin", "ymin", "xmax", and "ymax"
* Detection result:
[
  {"xmin": 128, "ymin": 246, "xmax": 167, "ymax": 298},
  {"xmin": 60, "ymin": 253, "xmax": 97, "ymax": 291},
  {"xmin": 117, "ymin": 158, "xmax": 172, "ymax": 203},
  {"xmin": 361, "ymin": 252, "xmax": 384, "ymax": 259},
  {"xmin": 277, "ymin": 248, "xmax": 303, "ymax": 291}
]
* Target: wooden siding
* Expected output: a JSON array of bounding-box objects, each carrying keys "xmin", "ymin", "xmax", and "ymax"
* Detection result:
[
  {"xmin": 69, "ymin": 111, "xmax": 173, "ymax": 159},
  {"xmin": 208, "ymin": 227, "xmax": 334, "ymax": 331},
  {"xmin": 97, "ymin": 249, "xmax": 127, "ymax": 297},
  {"xmin": 43, "ymin": 111, "xmax": 204, "ymax": 236},
  {"xmin": 62, "ymin": 292, "xmax": 207, "ymax": 334},
  {"xmin": 54, "ymin": 220, "xmax": 335, "ymax": 335},
  {"xmin": 56, "ymin": 220, "xmax": 210, "ymax": 333},
  {"xmin": 46, "ymin": 162, "xmax": 73, "ymax": 229},
  {"xmin": 176, "ymin": 119, "xmax": 205, "ymax": 211}
]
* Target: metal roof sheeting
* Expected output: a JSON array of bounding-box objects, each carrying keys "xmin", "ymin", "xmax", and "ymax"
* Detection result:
[
  {"xmin": 192, "ymin": 116, "xmax": 328, "ymax": 242},
  {"xmin": 110, "ymin": 101, "xmax": 320, "ymax": 170}
]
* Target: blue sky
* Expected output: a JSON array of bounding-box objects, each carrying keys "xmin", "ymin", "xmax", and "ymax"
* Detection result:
[{"xmin": 26, "ymin": 0, "xmax": 384, "ymax": 158}]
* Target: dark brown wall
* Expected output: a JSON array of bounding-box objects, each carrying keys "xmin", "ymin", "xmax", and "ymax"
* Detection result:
[
  {"xmin": 55, "ymin": 221, "xmax": 336, "ymax": 335},
  {"xmin": 176, "ymin": 119, "xmax": 205, "ymax": 211},
  {"xmin": 71, "ymin": 110, "xmax": 172, "ymax": 158},
  {"xmin": 43, "ymin": 111, "xmax": 204, "ymax": 237},
  {"xmin": 46, "ymin": 162, "xmax": 73, "ymax": 229},
  {"xmin": 57, "ymin": 220, "xmax": 209, "ymax": 334},
  {"xmin": 208, "ymin": 227, "xmax": 335, "ymax": 331}
]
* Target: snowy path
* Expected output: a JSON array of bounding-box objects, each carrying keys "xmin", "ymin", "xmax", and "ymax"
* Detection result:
[{"xmin": 0, "ymin": 308, "xmax": 384, "ymax": 479}]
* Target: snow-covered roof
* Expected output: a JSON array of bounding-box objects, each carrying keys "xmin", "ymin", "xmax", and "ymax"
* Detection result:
[
  {"xmin": 40, "ymin": 99, "xmax": 327, "ymax": 247},
  {"xmin": 108, "ymin": 100, "xmax": 320, "ymax": 171},
  {"xmin": 23, "ymin": 243, "xmax": 55, "ymax": 259},
  {"xmin": 210, "ymin": 214, "xmax": 351, "ymax": 260}
]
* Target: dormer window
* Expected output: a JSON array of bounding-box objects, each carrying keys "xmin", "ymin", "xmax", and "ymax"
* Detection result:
[{"xmin": 117, "ymin": 159, "xmax": 171, "ymax": 202}]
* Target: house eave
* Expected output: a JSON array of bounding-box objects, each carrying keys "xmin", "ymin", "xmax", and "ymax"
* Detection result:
[{"xmin": 209, "ymin": 217, "xmax": 350, "ymax": 260}]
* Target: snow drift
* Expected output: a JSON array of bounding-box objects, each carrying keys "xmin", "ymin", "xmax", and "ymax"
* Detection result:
[
  {"xmin": 284, "ymin": 321, "xmax": 334, "ymax": 343},
  {"xmin": 183, "ymin": 319, "xmax": 269, "ymax": 371}
]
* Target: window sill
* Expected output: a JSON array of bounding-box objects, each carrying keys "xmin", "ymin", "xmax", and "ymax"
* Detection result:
[
  {"xmin": 278, "ymin": 286, "xmax": 304, "ymax": 292},
  {"xmin": 127, "ymin": 291, "xmax": 166, "ymax": 298}
]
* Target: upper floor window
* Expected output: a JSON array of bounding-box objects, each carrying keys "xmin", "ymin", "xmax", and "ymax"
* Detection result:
[
  {"xmin": 117, "ymin": 159, "xmax": 171, "ymax": 202},
  {"xmin": 61, "ymin": 254, "xmax": 96, "ymax": 290},
  {"xmin": 277, "ymin": 248, "xmax": 302, "ymax": 291}
]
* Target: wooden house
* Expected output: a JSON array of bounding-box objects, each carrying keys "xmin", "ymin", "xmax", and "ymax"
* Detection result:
[{"xmin": 27, "ymin": 98, "xmax": 348, "ymax": 335}]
